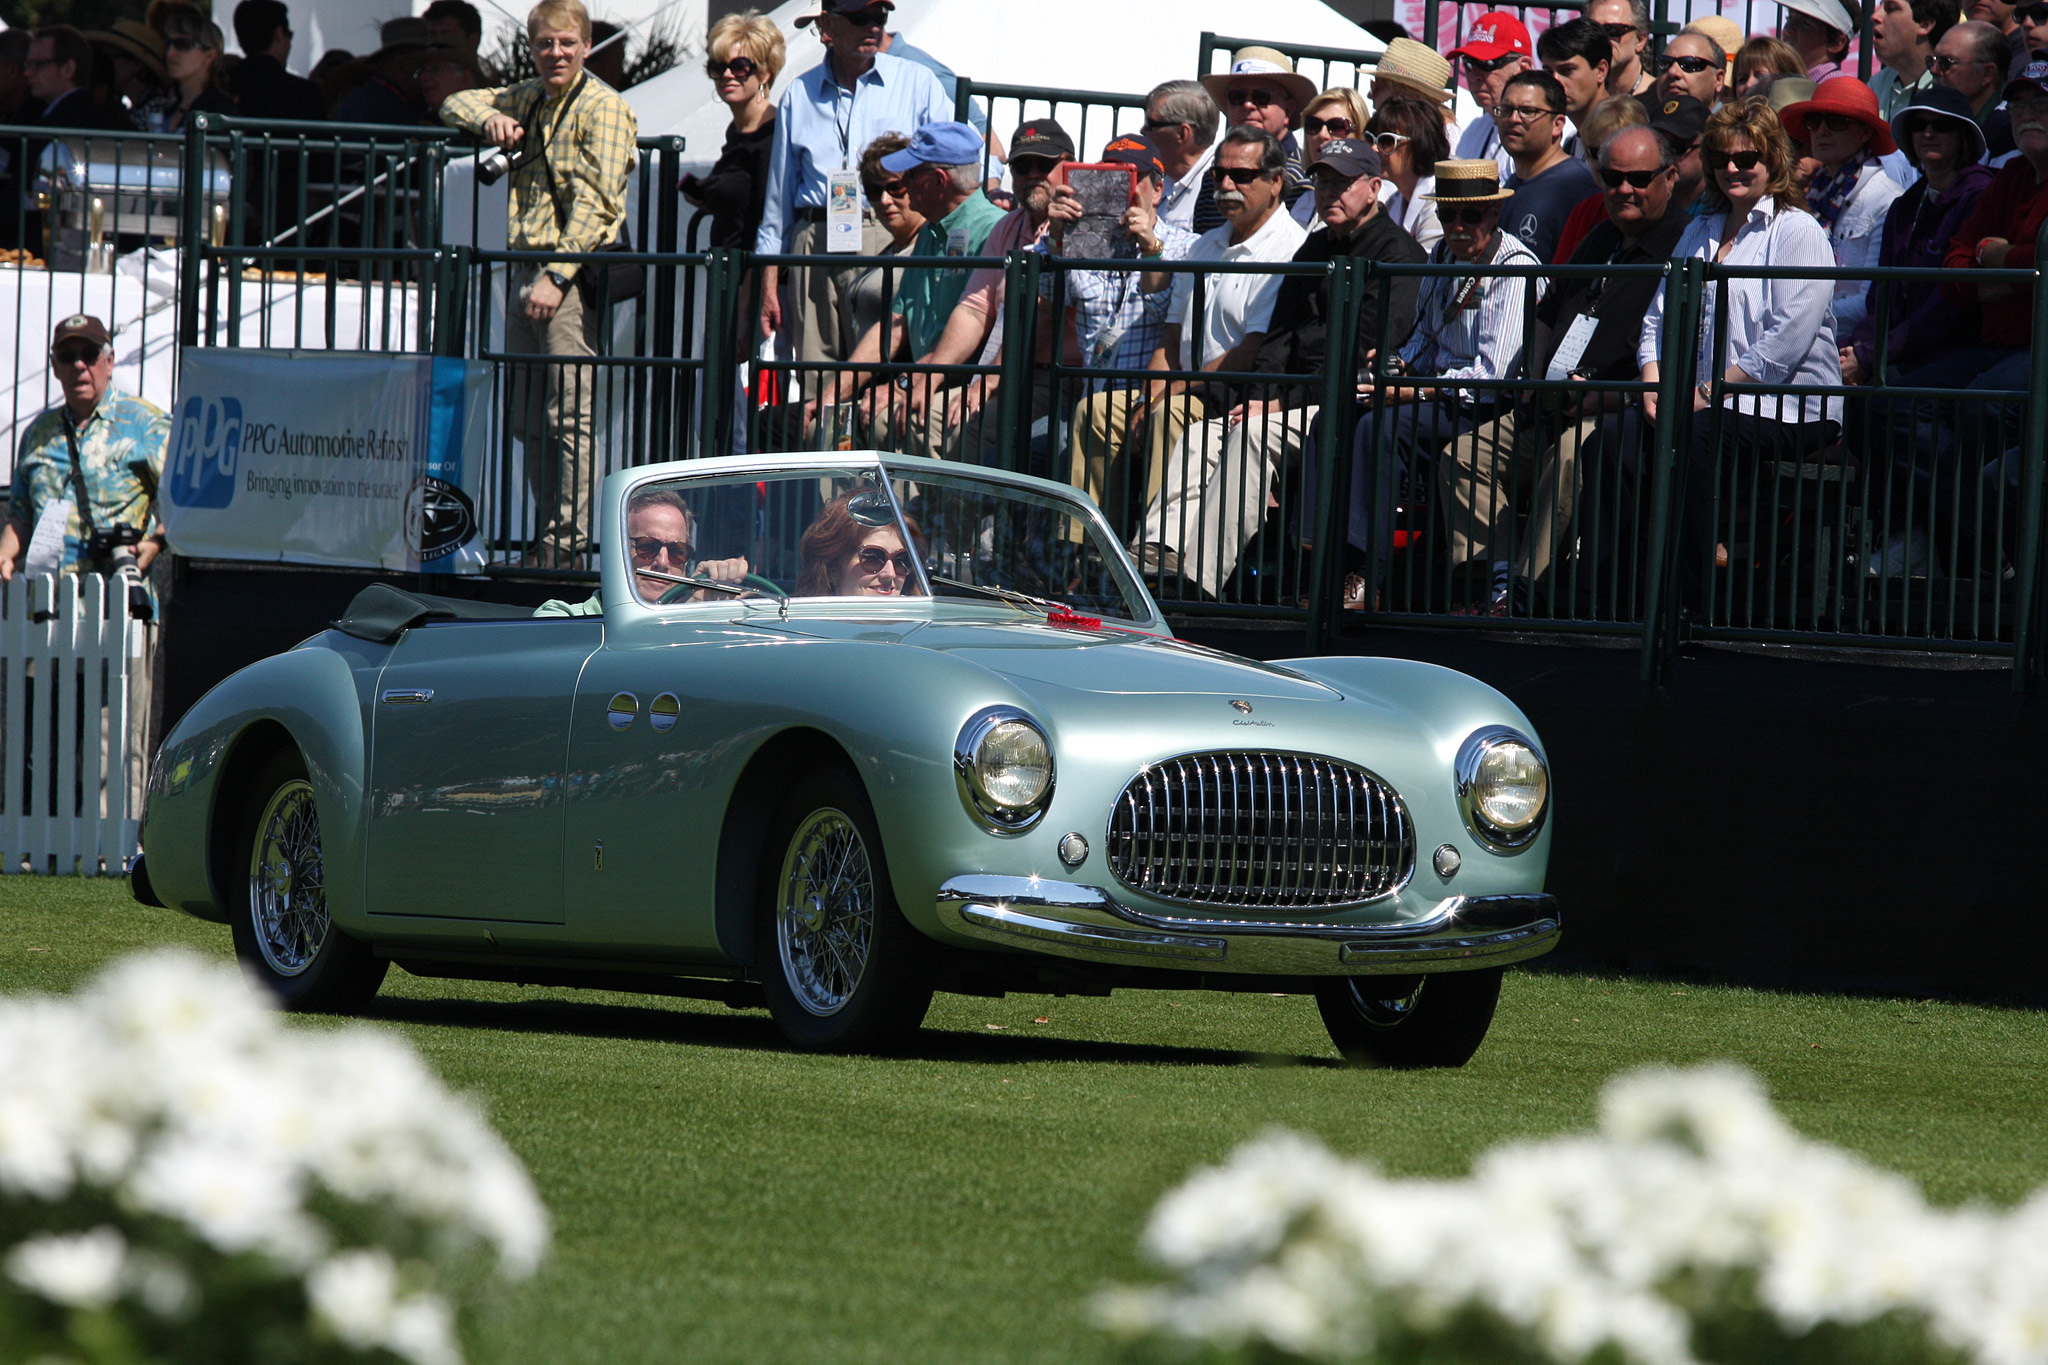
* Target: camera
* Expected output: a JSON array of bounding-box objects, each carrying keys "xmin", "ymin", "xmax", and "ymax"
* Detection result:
[
  {"xmin": 476, "ymin": 146, "xmax": 515, "ymax": 185},
  {"xmin": 85, "ymin": 523, "xmax": 143, "ymax": 573}
]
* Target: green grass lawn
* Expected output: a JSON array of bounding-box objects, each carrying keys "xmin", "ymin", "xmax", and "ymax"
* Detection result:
[{"xmin": 6, "ymin": 877, "xmax": 2048, "ymax": 1364}]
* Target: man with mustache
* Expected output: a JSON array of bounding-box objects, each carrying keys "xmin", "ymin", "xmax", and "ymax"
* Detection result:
[{"xmin": 1127, "ymin": 125, "xmax": 1306, "ymax": 593}]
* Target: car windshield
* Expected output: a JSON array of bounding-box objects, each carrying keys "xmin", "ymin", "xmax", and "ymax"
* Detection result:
[{"xmin": 625, "ymin": 463, "xmax": 1154, "ymax": 623}]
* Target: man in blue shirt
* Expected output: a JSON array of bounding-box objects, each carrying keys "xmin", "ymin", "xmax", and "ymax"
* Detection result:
[
  {"xmin": 756, "ymin": 0, "xmax": 951, "ymax": 368},
  {"xmin": 1496, "ymin": 70, "xmax": 1598, "ymax": 263}
]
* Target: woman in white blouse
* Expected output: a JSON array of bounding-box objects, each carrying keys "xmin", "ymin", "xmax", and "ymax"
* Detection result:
[
  {"xmin": 1366, "ymin": 94, "xmax": 1449, "ymax": 250},
  {"xmin": 1640, "ymin": 98, "xmax": 1841, "ymax": 608},
  {"xmin": 1777, "ymin": 78, "xmax": 1902, "ymax": 334}
]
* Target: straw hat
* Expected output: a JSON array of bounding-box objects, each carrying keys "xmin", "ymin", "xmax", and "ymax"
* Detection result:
[
  {"xmin": 1681, "ymin": 15, "xmax": 1744, "ymax": 71},
  {"xmin": 1779, "ymin": 76, "xmax": 1897, "ymax": 155},
  {"xmin": 1763, "ymin": 75, "xmax": 1817, "ymax": 113},
  {"xmin": 1422, "ymin": 158, "xmax": 1516, "ymax": 203},
  {"xmin": 88, "ymin": 19, "xmax": 169, "ymax": 86},
  {"xmin": 1371, "ymin": 37, "xmax": 1454, "ymax": 108},
  {"xmin": 1200, "ymin": 46, "xmax": 1320, "ymax": 111}
]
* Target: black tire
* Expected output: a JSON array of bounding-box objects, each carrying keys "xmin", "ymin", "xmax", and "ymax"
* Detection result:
[
  {"xmin": 756, "ymin": 765, "xmax": 932, "ymax": 1052},
  {"xmin": 1314, "ymin": 968, "xmax": 1504, "ymax": 1069},
  {"xmin": 227, "ymin": 748, "xmax": 387, "ymax": 1012}
]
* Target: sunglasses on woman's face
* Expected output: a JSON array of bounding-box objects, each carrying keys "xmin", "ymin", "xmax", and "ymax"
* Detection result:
[
  {"xmin": 1599, "ymin": 166, "xmax": 1666, "ymax": 188},
  {"xmin": 866, "ymin": 178, "xmax": 909, "ymax": 198},
  {"xmin": 1714, "ymin": 149, "xmax": 1765, "ymax": 170},
  {"xmin": 854, "ymin": 547, "xmax": 915, "ymax": 575},
  {"xmin": 1370, "ymin": 131, "xmax": 1411, "ymax": 153},
  {"xmin": 1806, "ymin": 112, "xmax": 1862, "ymax": 133},
  {"xmin": 705, "ymin": 55, "xmax": 757, "ymax": 79},
  {"xmin": 1212, "ymin": 165, "xmax": 1268, "ymax": 185},
  {"xmin": 1656, "ymin": 54, "xmax": 1717, "ymax": 74},
  {"xmin": 165, "ymin": 36, "xmax": 204, "ymax": 51},
  {"xmin": 1303, "ymin": 114, "xmax": 1354, "ymax": 136}
]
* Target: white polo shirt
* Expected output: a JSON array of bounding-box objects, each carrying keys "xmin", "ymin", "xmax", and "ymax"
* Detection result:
[{"xmin": 1168, "ymin": 206, "xmax": 1309, "ymax": 369}]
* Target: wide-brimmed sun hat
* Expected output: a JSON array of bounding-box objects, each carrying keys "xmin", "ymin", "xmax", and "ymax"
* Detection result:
[
  {"xmin": 1371, "ymin": 37, "xmax": 1454, "ymax": 107},
  {"xmin": 1779, "ymin": 75, "xmax": 1896, "ymax": 155},
  {"xmin": 1681, "ymin": 15, "xmax": 1743, "ymax": 72},
  {"xmin": 1422, "ymin": 157, "xmax": 1516, "ymax": 203},
  {"xmin": 87, "ymin": 19, "xmax": 169, "ymax": 86},
  {"xmin": 1889, "ymin": 83, "xmax": 1987, "ymax": 166},
  {"xmin": 1200, "ymin": 46, "xmax": 1320, "ymax": 111}
]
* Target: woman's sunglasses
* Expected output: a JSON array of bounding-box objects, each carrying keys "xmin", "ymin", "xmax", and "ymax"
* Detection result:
[
  {"xmin": 865, "ymin": 177, "xmax": 909, "ymax": 198},
  {"xmin": 1655, "ymin": 54, "xmax": 1717, "ymax": 74},
  {"xmin": 705, "ymin": 55, "xmax": 758, "ymax": 80},
  {"xmin": 1303, "ymin": 115, "xmax": 1354, "ymax": 136},
  {"xmin": 1805, "ymin": 112, "xmax": 1864, "ymax": 133},
  {"xmin": 1369, "ymin": 131, "xmax": 1412, "ymax": 153},
  {"xmin": 854, "ymin": 547, "xmax": 915, "ymax": 575},
  {"xmin": 1712, "ymin": 149, "xmax": 1765, "ymax": 170}
]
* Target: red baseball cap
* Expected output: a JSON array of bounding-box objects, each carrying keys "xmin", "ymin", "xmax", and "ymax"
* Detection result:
[{"xmin": 1448, "ymin": 12, "xmax": 1532, "ymax": 62}]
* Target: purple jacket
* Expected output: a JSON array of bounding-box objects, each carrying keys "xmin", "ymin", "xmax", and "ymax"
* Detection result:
[{"xmin": 1850, "ymin": 162, "xmax": 1994, "ymax": 373}]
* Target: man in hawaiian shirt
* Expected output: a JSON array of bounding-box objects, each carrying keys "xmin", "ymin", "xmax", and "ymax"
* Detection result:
[{"xmin": 1, "ymin": 315, "xmax": 168, "ymax": 582}]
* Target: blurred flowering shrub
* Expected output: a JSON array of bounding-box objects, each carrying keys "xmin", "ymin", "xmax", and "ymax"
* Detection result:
[
  {"xmin": 0, "ymin": 950, "xmax": 547, "ymax": 1365},
  {"xmin": 1100, "ymin": 1064, "xmax": 2048, "ymax": 1365}
]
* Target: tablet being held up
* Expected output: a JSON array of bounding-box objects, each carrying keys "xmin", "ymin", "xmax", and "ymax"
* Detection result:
[{"xmin": 1049, "ymin": 161, "xmax": 1138, "ymax": 259}]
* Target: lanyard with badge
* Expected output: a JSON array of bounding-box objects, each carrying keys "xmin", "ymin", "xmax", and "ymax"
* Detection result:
[
  {"xmin": 825, "ymin": 74, "xmax": 863, "ymax": 252},
  {"xmin": 1544, "ymin": 243, "xmax": 1628, "ymax": 382}
]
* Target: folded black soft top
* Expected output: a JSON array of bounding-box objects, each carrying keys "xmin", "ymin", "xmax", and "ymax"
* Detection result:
[{"xmin": 332, "ymin": 583, "xmax": 537, "ymax": 643}]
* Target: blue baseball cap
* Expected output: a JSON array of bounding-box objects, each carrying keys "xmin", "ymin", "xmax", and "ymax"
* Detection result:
[{"xmin": 880, "ymin": 121, "xmax": 984, "ymax": 173}]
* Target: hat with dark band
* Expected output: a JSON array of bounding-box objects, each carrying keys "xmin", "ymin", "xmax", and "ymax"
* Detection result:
[
  {"xmin": 1199, "ymin": 46, "xmax": 1319, "ymax": 111},
  {"xmin": 1422, "ymin": 158, "xmax": 1515, "ymax": 203}
]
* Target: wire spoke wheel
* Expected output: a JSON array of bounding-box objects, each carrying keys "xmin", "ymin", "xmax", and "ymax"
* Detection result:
[
  {"xmin": 775, "ymin": 807, "xmax": 875, "ymax": 1016},
  {"xmin": 248, "ymin": 778, "xmax": 328, "ymax": 978}
]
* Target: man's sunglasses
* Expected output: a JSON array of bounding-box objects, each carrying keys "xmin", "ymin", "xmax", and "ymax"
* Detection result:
[
  {"xmin": 631, "ymin": 536, "xmax": 692, "ymax": 562},
  {"xmin": 2021, "ymin": 2, "xmax": 2048, "ymax": 22},
  {"xmin": 829, "ymin": 5, "xmax": 891, "ymax": 28},
  {"xmin": 854, "ymin": 546, "xmax": 915, "ymax": 574},
  {"xmin": 1599, "ymin": 166, "xmax": 1667, "ymax": 188},
  {"xmin": 1303, "ymin": 114, "xmax": 1354, "ymax": 136},
  {"xmin": 1226, "ymin": 86, "xmax": 1282, "ymax": 106},
  {"xmin": 1141, "ymin": 116, "xmax": 1185, "ymax": 133},
  {"xmin": 51, "ymin": 343, "xmax": 102, "ymax": 367},
  {"xmin": 1930, "ymin": 53, "xmax": 1987, "ymax": 72},
  {"xmin": 705, "ymin": 55, "xmax": 757, "ymax": 79},
  {"xmin": 1712, "ymin": 149, "xmax": 1765, "ymax": 170},
  {"xmin": 1009, "ymin": 155, "xmax": 1063, "ymax": 175},
  {"xmin": 1461, "ymin": 53, "xmax": 1521, "ymax": 73},
  {"xmin": 1212, "ymin": 165, "xmax": 1271, "ymax": 185},
  {"xmin": 1595, "ymin": 20, "xmax": 1642, "ymax": 40},
  {"xmin": 1655, "ymin": 54, "xmax": 1718, "ymax": 74},
  {"xmin": 1445, "ymin": 205, "xmax": 1492, "ymax": 224}
]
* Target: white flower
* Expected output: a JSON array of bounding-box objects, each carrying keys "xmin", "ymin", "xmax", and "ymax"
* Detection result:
[
  {"xmin": 6, "ymin": 1227, "xmax": 127, "ymax": 1309},
  {"xmin": 308, "ymin": 1249, "xmax": 400, "ymax": 1347},
  {"xmin": 124, "ymin": 1136, "xmax": 318, "ymax": 1263}
]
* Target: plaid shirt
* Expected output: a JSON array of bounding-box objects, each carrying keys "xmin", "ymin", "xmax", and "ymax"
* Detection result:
[
  {"xmin": 442, "ymin": 73, "xmax": 638, "ymax": 281},
  {"xmin": 1038, "ymin": 220, "xmax": 1197, "ymax": 390},
  {"xmin": 10, "ymin": 392, "xmax": 168, "ymax": 573}
]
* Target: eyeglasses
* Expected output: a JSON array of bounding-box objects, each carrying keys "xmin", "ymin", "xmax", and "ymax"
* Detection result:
[
  {"xmin": 1370, "ymin": 131, "xmax": 1412, "ymax": 152},
  {"xmin": 51, "ymin": 344, "xmax": 102, "ymax": 367},
  {"xmin": 1445, "ymin": 205, "xmax": 1492, "ymax": 224},
  {"xmin": 1226, "ymin": 86, "xmax": 1282, "ymax": 106},
  {"xmin": 853, "ymin": 546, "xmax": 915, "ymax": 575},
  {"xmin": 1930, "ymin": 53, "xmax": 1988, "ymax": 72},
  {"xmin": 1712, "ymin": 149, "xmax": 1765, "ymax": 170},
  {"xmin": 1806, "ymin": 112, "xmax": 1865, "ymax": 133},
  {"xmin": 630, "ymin": 535, "xmax": 692, "ymax": 563},
  {"xmin": 1212, "ymin": 165, "xmax": 1269, "ymax": 185},
  {"xmin": 1461, "ymin": 53, "xmax": 1521, "ymax": 73},
  {"xmin": 165, "ymin": 36, "xmax": 209, "ymax": 52},
  {"xmin": 1493, "ymin": 101, "xmax": 1560, "ymax": 121},
  {"xmin": 1599, "ymin": 166, "xmax": 1666, "ymax": 188},
  {"xmin": 1303, "ymin": 114, "xmax": 1355, "ymax": 135},
  {"xmin": 1655, "ymin": 54, "xmax": 1718, "ymax": 74},
  {"xmin": 705, "ymin": 55, "xmax": 758, "ymax": 79},
  {"xmin": 1595, "ymin": 20, "xmax": 1642, "ymax": 40},
  {"xmin": 866, "ymin": 177, "xmax": 909, "ymax": 197},
  {"xmin": 829, "ymin": 5, "xmax": 891, "ymax": 27}
]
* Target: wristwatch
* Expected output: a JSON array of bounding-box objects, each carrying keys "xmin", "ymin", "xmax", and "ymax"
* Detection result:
[{"xmin": 544, "ymin": 269, "xmax": 572, "ymax": 291}]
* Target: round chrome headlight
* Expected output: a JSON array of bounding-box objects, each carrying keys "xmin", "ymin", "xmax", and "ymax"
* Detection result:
[
  {"xmin": 956, "ymin": 707, "xmax": 1054, "ymax": 830},
  {"xmin": 1455, "ymin": 727, "xmax": 1549, "ymax": 852}
]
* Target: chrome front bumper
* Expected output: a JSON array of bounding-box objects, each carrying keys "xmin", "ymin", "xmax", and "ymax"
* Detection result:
[{"xmin": 934, "ymin": 875, "xmax": 1560, "ymax": 976}]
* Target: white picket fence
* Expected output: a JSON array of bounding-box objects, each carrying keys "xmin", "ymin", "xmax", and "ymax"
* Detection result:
[{"xmin": 0, "ymin": 574, "xmax": 152, "ymax": 876}]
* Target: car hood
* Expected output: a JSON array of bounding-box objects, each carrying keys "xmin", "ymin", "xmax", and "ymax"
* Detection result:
[{"xmin": 899, "ymin": 622, "xmax": 1341, "ymax": 700}]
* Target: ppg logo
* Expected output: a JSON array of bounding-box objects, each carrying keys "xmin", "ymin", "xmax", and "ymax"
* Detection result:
[{"xmin": 168, "ymin": 395, "xmax": 242, "ymax": 508}]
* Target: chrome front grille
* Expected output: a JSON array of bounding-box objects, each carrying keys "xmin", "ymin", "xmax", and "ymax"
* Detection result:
[{"xmin": 1106, "ymin": 752, "xmax": 1415, "ymax": 909}]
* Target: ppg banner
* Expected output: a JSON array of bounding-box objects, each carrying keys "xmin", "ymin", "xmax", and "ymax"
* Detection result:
[{"xmin": 163, "ymin": 350, "xmax": 490, "ymax": 574}]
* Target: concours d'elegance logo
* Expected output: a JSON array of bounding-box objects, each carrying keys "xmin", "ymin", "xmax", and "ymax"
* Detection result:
[
  {"xmin": 405, "ymin": 476, "xmax": 479, "ymax": 562},
  {"xmin": 167, "ymin": 394, "xmax": 243, "ymax": 508}
]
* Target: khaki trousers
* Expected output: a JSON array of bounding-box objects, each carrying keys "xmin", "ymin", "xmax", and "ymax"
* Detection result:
[
  {"xmin": 783, "ymin": 213, "xmax": 897, "ymax": 367},
  {"xmin": 1437, "ymin": 408, "xmax": 1602, "ymax": 583},
  {"xmin": 1140, "ymin": 402, "xmax": 1312, "ymax": 598},
  {"xmin": 1070, "ymin": 387, "xmax": 1195, "ymax": 541},
  {"xmin": 506, "ymin": 265, "xmax": 599, "ymax": 564}
]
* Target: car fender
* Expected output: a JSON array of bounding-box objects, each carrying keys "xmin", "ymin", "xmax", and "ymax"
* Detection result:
[{"xmin": 144, "ymin": 636, "xmax": 377, "ymax": 927}]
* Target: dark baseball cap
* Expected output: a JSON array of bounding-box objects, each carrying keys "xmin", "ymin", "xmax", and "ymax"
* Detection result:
[
  {"xmin": 51, "ymin": 313, "xmax": 111, "ymax": 349},
  {"xmin": 1099, "ymin": 132, "xmax": 1167, "ymax": 177},
  {"xmin": 1009, "ymin": 118, "xmax": 1076, "ymax": 162},
  {"xmin": 2005, "ymin": 53, "xmax": 2048, "ymax": 100},
  {"xmin": 1311, "ymin": 138, "xmax": 1383, "ymax": 181},
  {"xmin": 1635, "ymin": 93, "xmax": 1709, "ymax": 149}
]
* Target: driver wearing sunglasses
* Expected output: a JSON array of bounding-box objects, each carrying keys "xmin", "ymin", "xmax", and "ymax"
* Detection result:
[{"xmin": 2, "ymin": 314, "xmax": 168, "ymax": 584}]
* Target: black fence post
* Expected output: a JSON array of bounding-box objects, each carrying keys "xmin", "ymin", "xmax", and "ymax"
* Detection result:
[
  {"xmin": 698, "ymin": 247, "xmax": 744, "ymax": 459},
  {"xmin": 434, "ymin": 244, "xmax": 471, "ymax": 358},
  {"xmin": 994, "ymin": 250, "xmax": 1042, "ymax": 474},
  {"xmin": 1639, "ymin": 257, "xmax": 1703, "ymax": 685},
  {"xmin": 2009, "ymin": 217, "xmax": 2048, "ymax": 691},
  {"xmin": 651, "ymin": 135, "xmax": 685, "ymax": 465},
  {"xmin": 1307, "ymin": 255, "xmax": 1363, "ymax": 655},
  {"xmin": 178, "ymin": 115, "xmax": 211, "ymax": 350}
]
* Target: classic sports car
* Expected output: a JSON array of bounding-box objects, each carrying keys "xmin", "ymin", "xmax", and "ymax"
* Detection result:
[{"xmin": 135, "ymin": 453, "xmax": 1558, "ymax": 1067}]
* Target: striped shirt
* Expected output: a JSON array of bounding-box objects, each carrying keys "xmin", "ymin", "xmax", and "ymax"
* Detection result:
[
  {"xmin": 1038, "ymin": 219, "xmax": 1199, "ymax": 388},
  {"xmin": 441, "ymin": 73, "xmax": 638, "ymax": 282},
  {"xmin": 1398, "ymin": 230, "xmax": 1544, "ymax": 404}
]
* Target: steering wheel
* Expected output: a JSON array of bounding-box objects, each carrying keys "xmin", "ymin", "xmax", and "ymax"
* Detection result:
[{"xmin": 657, "ymin": 573, "xmax": 785, "ymax": 605}]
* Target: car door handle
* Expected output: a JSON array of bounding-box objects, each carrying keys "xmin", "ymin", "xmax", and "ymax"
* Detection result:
[{"xmin": 380, "ymin": 688, "xmax": 435, "ymax": 705}]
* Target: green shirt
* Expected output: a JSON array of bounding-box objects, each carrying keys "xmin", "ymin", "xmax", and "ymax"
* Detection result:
[
  {"xmin": 896, "ymin": 190, "xmax": 1007, "ymax": 358},
  {"xmin": 533, "ymin": 592, "xmax": 603, "ymax": 617}
]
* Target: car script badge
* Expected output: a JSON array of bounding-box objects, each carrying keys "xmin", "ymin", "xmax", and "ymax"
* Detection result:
[
  {"xmin": 1229, "ymin": 698, "xmax": 1272, "ymax": 727},
  {"xmin": 1229, "ymin": 700, "xmax": 1253, "ymax": 714}
]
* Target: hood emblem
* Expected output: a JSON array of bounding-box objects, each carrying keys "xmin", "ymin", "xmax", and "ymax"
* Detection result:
[{"xmin": 1228, "ymin": 699, "xmax": 1254, "ymax": 714}]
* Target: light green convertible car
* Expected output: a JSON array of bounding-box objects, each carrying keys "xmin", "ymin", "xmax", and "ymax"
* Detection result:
[{"xmin": 135, "ymin": 453, "xmax": 1558, "ymax": 1066}]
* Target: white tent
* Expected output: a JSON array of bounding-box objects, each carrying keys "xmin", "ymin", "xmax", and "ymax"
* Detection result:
[{"xmin": 623, "ymin": 0, "xmax": 1394, "ymax": 174}]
